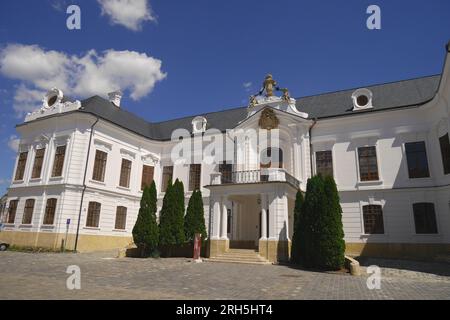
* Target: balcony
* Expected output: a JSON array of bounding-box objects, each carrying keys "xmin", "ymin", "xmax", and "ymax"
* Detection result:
[{"xmin": 210, "ymin": 168, "xmax": 300, "ymax": 189}]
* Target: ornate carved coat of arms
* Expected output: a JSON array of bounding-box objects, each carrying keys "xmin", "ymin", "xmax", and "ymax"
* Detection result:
[{"xmin": 259, "ymin": 108, "xmax": 279, "ymax": 130}]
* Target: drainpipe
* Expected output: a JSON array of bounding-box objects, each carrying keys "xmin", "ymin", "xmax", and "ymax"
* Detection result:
[
  {"xmin": 308, "ymin": 118, "xmax": 318, "ymax": 181},
  {"xmin": 74, "ymin": 116, "xmax": 99, "ymax": 252}
]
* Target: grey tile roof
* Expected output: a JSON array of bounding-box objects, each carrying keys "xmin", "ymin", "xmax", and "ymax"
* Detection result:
[
  {"xmin": 79, "ymin": 74, "xmax": 441, "ymax": 141},
  {"xmin": 298, "ymin": 74, "xmax": 441, "ymax": 119}
]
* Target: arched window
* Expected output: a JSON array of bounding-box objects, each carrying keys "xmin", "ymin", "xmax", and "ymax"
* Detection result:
[{"xmin": 260, "ymin": 147, "xmax": 283, "ymax": 169}]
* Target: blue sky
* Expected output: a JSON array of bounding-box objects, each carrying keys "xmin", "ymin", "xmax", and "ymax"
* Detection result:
[{"xmin": 0, "ymin": 0, "xmax": 449, "ymax": 194}]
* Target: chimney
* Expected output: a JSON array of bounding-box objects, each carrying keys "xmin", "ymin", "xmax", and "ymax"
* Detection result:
[{"xmin": 108, "ymin": 90, "xmax": 122, "ymax": 108}]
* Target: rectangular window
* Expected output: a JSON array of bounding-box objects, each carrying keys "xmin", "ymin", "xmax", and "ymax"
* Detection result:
[
  {"xmin": 86, "ymin": 202, "xmax": 101, "ymax": 228},
  {"xmin": 43, "ymin": 198, "xmax": 57, "ymax": 225},
  {"xmin": 189, "ymin": 164, "xmax": 201, "ymax": 191},
  {"xmin": 31, "ymin": 148, "xmax": 46, "ymax": 179},
  {"xmin": 92, "ymin": 150, "xmax": 107, "ymax": 182},
  {"xmin": 316, "ymin": 151, "xmax": 333, "ymax": 177},
  {"xmin": 363, "ymin": 205, "xmax": 384, "ymax": 234},
  {"xmin": 219, "ymin": 162, "xmax": 233, "ymax": 183},
  {"xmin": 7, "ymin": 200, "xmax": 18, "ymax": 224},
  {"xmin": 14, "ymin": 152, "xmax": 28, "ymax": 181},
  {"xmin": 405, "ymin": 141, "xmax": 430, "ymax": 178},
  {"xmin": 439, "ymin": 133, "xmax": 450, "ymax": 175},
  {"xmin": 119, "ymin": 159, "xmax": 132, "ymax": 188},
  {"xmin": 115, "ymin": 206, "xmax": 127, "ymax": 230},
  {"xmin": 51, "ymin": 145, "xmax": 66, "ymax": 177},
  {"xmin": 161, "ymin": 166, "xmax": 173, "ymax": 192},
  {"xmin": 413, "ymin": 203, "xmax": 438, "ymax": 234},
  {"xmin": 141, "ymin": 165, "xmax": 154, "ymax": 190},
  {"xmin": 22, "ymin": 199, "xmax": 35, "ymax": 225},
  {"xmin": 358, "ymin": 146, "xmax": 379, "ymax": 181}
]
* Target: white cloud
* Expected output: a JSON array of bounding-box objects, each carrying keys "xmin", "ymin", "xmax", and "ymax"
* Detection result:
[
  {"xmin": 13, "ymin": 85, "xmax": 45, "ymax": 116},
  {"xmin": 243, "ymin": 82, "xmax": 253, "ymax": 92},
  {"xmin": 0, "ymin": 178, "xmax": 10, "ymax": 185},
  {"xmin": 73, "ymin": 49, "xmax": 166, "ymax": 100},
  {"xmin": 0, "ymin": 44, "xmax": 167, "ymax": 116},
  {"xmin": 0, "ymin": 44, "xmax": 71, "ymax": 93},
  {"xmin": 98, "ymin": 0, "xmax": 156, "ymax": 31},
  {"xmin": 50, "ymin": 0, "xmax": 69, "ymax": 12},
  {"xmin": 8, "ymin": 135, "xmax": 20, "ymax": 153}
]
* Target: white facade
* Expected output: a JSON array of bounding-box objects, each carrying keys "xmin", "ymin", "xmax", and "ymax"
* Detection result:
[{"xmin": 2, "ymin": 45, "xmax": 450, "ymax": 259}]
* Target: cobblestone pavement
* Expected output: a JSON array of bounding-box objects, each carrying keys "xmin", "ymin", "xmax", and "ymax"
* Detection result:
[{"xmin": 0, "ymin": 251, "xmax": 449, "ymax": 300}]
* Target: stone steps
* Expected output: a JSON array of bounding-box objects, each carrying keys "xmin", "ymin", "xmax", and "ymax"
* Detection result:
[{"xmin": 206, "ymin": 249, "xmax": 271, "ymax": 265}]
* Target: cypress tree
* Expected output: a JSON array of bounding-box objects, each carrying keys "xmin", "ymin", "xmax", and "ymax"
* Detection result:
[
  {"xmin": 159, "ymin": 179, "xmax": 185, "ymax": 249},
  {"xmin": 159, "ymin": 181, "xmax": 174, "ymax": 246},
  {"xmin": 316, "ymin": 175, "xmax": 345, "ymax": 269},
  {"xmin": 299, "ymin": 175, "xmax": 345, "ymax": 270},
  {"xmin": 290, "ymin": 190, "xmax": 304, "ymax": 264},
  {"xmin": 184, "ymin": 190, "xmax": 207, "ymax": 243},
  {"xmin": 132, "ymin": 181, "xmax": 159, "ymax": 257},
  {"xmin": 173, "ymin": 179, "xmax": 186, "ymax": 244},
  {"xmin": 299, "ymin": 175, "xmax": 325, "ymax": 268}
]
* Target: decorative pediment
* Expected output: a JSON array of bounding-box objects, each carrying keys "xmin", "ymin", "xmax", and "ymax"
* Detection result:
[
  {"xmin": 259, "ymin": 108, "xmax": 279, "ymax": 130},
  {"xmin": 35, "ymin": 134, "xmax": 50, "ymax": 144},
  {"xmin": 24, "ymin": 88, "xmax": 81, "ymax": 123},
  {"xmin": 246, "ymin": 75, "xmax": 308, "ymax": 118},
  {"xmin": 141, "ymin": 152, "xmax": 160, "ymax": 165},
  {"xmin": 120, "ymin": 148, "xmax": 136, "ymax": 159},
  {"xmin": 94, "ymin": 139, "xmax": 112, "ymax": 152}
]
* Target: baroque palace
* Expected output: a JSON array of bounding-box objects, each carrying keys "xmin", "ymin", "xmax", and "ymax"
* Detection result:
[{"xmin": 1, "ymin": 42, "xmax": 450, "ymax": 262}]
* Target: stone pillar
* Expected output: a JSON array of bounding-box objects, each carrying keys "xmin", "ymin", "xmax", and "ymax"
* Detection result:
[
  {"xmin": 260, "ymin": 194, "xmax": 267, "ymax": 239},
  {"xmin": 267, "ymin": 193, "xmax": 277, "ymax": 240},
  {"xmin": 211, "ymin": 198, "xmax": 221, "ymax": 239},
  {"xmin": 258, "ymin": 192, "xmax": 291, "ymax": 263},
  {"xmin": 220, "ymin": 198, "xmax": 228, "ymax": 240},
  {"xmin": 208, "ymin": 196, "xmax": 229, "ymax": 257}
]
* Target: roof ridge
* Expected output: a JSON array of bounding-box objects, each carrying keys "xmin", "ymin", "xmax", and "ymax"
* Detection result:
[
  {"xmin": 79, "ymin": 73, "xmax": 441, "ymax": 132},
  {"xmin": 152, "ymin": 105, "xmax": 247, "ymax": 125},
  {"xmin": 295, "ymin": 74, "xmax": 441, "ymax": 100},
  {"xmin": 152, "ymin": 74, "xmax": 441, "ymax": 124},
  {"xmin": 82, "ymin": 95, "xmax": 154, "ymax": 124}
]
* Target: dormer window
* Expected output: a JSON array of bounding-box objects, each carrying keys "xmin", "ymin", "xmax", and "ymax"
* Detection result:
[
  {"xmin": 192, "ymin": 116, "xmax": 207, "ymax": 133},
  {"xmin": 43, "ymin": 88, "xmax": 64, "ymax": 109},
  {"xmin": 352, "ymin": 88, "xmax": 373, "ymax": 111},
  {"xmin": 48, "ymin": 95, "xmax": 58, "ymax": 107}
]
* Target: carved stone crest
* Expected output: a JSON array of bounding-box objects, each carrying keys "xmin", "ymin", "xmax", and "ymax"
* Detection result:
[{"xmin": 258, "ymin": 108, "xmax": 279, "ymax": 130}]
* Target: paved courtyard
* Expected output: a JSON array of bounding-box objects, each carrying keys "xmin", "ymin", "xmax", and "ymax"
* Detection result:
[{"xmin": 0, "ymin": 251, "xmax": 449, "ymax": 300}]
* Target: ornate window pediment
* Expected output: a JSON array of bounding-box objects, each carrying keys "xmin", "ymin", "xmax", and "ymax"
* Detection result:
[
  {"xmin": 120, "ymin": 148, "xmax": 136, "ymax": 159},
  {"xmin": 94, "ymin": 139, "xmax": 112, "ymax": 153},
  {"xmin": 24, "ymin": 88, "xmax": 81, "ymax": 123},
  {"xmin": 141, "ymin": 152, "xmax": 160, "ymax": 165}
]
